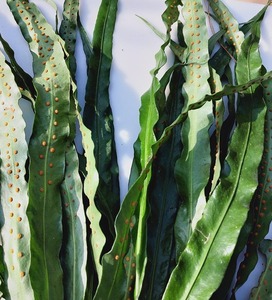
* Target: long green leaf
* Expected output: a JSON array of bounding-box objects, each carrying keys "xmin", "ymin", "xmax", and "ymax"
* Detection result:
[
  {"xmin": 0, "ymin": 50, "xmax": 34, "ymax": 299},
  {"xmin": 77, "ymin": 112, "xmax": 102, "ymax": 282},
  {"xmin": 174, "ymin": 0, "xmax": 214, "ymax": 256},
  {"xmin": 163, "ymin": 91, "xmax": 266, "ymax": 300},
  {"xmin": 140, "ymin": 65, "xmax": 184, "ymax": 300},
  {"xmin": 7, "ymin": 1, "xmax": 73, "ymax": 298},
  {"xmin": 93, "ymin": 64, "xmax": 272, "ymax": 299},
  {"xmin": 212, "ymin": 10, "xmax": 268, "ymax": 297},
  {"xmin": 130, "ymin": 1, "xmax": 181, "ymax": 298},
  {"xmin": 70, "ymin": 87, "xmax": 100, "ymax": 298},
  {"xmin": 212, "ymin": 7, "xmax": 271, "ymax": 296},
  {"xmin": 59, "ymin": 1, "xmax": 96, "ymax": 296},
  {"xmin": 82, "ymin": 0, "xmax": 120, "ymax": 242},
  {"xmin": 60, "ymin": 144, "xmax": 87, "ymax": 300},
  {"xmin": 60, "ymin": 0, "xmax": 103, "ymax": 289},
  {"xmin": 59, "ymin": 0, "xmax": 103, "ymax": 284},
  {"xmin": 95, "ymin": 1, "xmax": 182, "ymax": 297},
  {"xmin": 162, "ymin": 9, "xmax": 267, "ymax": 297},
  {"xmin": 232, "ymin": 86, "xmax": 272, "ymax": 293}
]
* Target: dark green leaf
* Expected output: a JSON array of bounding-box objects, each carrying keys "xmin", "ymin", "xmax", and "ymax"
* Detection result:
[
  {"xmin": 82, "ymin": 0, "xmax": 120, "ymax": 246},
  {"xmin": 140, "ymin": 66, "xmax": 184, "ymax": 300}
]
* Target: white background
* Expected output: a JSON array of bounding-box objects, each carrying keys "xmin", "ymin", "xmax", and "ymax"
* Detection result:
[{"xmin": 0, "ymin": 0, "xmax": 272, "ymax": 299}]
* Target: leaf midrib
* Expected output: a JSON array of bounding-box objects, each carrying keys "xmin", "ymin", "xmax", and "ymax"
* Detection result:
[{"xmin": 183, "ymin": 34, "xmax": 258, "ymax": 299}]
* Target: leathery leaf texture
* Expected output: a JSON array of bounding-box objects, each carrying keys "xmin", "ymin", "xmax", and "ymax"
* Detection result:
[
  {"xmin": 174, "ymin": 0, "xmax": 213, "ymax": 256},
  {"xmin": 140, "ymin": 64, "xmax": 184, "ymax": 300},
  {"xmin": 7, "ymin": 0, "xmax": 72, "ymax": 298},
  {"xmin": 83, "ymin": 0, "xmax": 120, "ymax": 245},
  {"xmin": 1, "ymin": 0, "xmax": 272, "ymax": 299},
  {"xmin": 94, "ymin": 1, "xmax": 181, "ymax": 299},
  {"xmin": 0, "ymin": 50, "xmax": 34, "ymax": 300},
  {"xmin": 163, "ymin": 85, "xmax": 266, "ymax": 300},
  {"xmin": 230, "ymin": 13, "xmax": 272, "ymax": 296},
  {"xmin": 235, "ymin": 78, "xmax": 272, "ymax": 289},
  {"xmin": 93, "ymin": 68, "xmax": 272, "ymax": 299}
]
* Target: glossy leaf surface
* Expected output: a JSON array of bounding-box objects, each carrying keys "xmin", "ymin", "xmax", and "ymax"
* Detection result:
[
  {"xmin": 140, "ymin": 64, "xmax": 184, "ymax": 300},
  {"xmin": 95, "ymin": 0, "xmax": 182, "ymax": 298},
  {"xmin": 83, "ymin": 0, "xmax": 120, "ymax": 240},
  {"xmin": 163, "ymin": 52, "xmax": 266, "ymax": 300},
  {"xmin": 174, "ymin": 0, "xmax": 213, "ymax": 255},
  {"xmin": 94, "ymin": 62, "xmax": 271, "ymax": 299}
]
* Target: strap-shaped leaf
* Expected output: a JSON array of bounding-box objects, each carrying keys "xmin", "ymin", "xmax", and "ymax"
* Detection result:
[
  {"xmin": 0, "ymin": 50, "xmax": 34, "ymax": 299},
  {"xmin": 132, "ymin": 2, "xmax": 182, "ymax": 297},
  {"xmin": 213, "ymin": 8, "xmax": 270, "ymax": 298},
  {"xmin": 95, "ymin": 1, "xmax": 181, "ymax": 298},
  {"xmin": 162, "ymin": 11, "xmax": 267, "ymax": 297},
  {"xmin": 140, "ymin": 65, "xmax": 184, "ymax": 300},
  {"xmin": 59, "ymin": 2, "xmax": 90, "ymax": 297},
  {"xmin": 94, "ymin": 62, "xmax": 272, "ymax": 299},
  {"xmin": 174, "ymin": 0, "xmax": 214, "ymax": 256},
  {"xmin": 61, "ymin": 0, "xmax": 103, "ymax": 285},
  {"xmin": 59, "ymin": 0, "xmax": 79, "ymax": 79},
  {"xmin": 7, "ymin": 1, "xmax": 72, "ymax": 298},
  {"xmin": 60, "ymin": 144, "xmax": 87, "ymax": 300},
  {"xmin": 228, "ymin": 12, "xmax": 272, "ymax": 297},
  {"xmin": 163, "ymin": 90, "xmax": 266, "ymax": 300},
  {"xmin": 207, "ymin": 0, "xmax": 244, "ymax": 56},
  {"xmin": 82, "ymin": 0, "xmax": 120, "ymax": 239}
]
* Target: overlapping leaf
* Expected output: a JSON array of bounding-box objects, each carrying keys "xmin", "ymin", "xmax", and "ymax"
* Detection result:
[
  {"xmin": 7, "ymin": 1, "xmax": 72, "ymax": 298},
  {"xmin": 140, "ymin": 65, "xmax": 184, "ymax": 300},
  {"xmin": 208, "ymin": 0, "xmax": 244, "ymax": 56},
  {"xmin": 82, "ymin": 0, "xmax": 120, "ymax": 244},
  {"xmin": 174, "ymin": 0, "xmax": 214, "ymax": 256},
  {"xmin": 1, "ymin": 1, "xmax": 272, "ymax": 299},
  {"xmin": 162, "ymin": 21, "xmax": 267, "ymax": 296}
]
